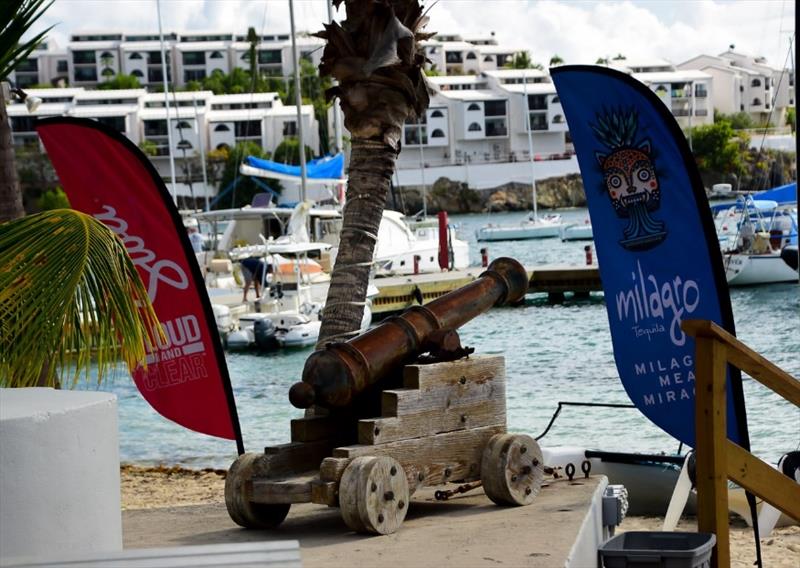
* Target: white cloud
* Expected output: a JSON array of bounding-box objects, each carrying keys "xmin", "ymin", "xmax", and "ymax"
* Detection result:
[{"xmin": 29, "ymin": 0, "xmax": 795, "ymax": 69}]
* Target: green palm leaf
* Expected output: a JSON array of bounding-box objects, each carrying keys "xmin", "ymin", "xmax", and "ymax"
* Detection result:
[
  {"xmin": 0, "ymin": 209, "xmax": 161, "ymax": 388},
  {"xmin": 0, "ymin": 0, "xmax": 54, "ymax": 80}
]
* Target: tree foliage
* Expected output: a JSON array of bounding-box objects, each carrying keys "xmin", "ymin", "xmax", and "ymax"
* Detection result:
[
  {"xmin": 785, "ymin": 107, "xmax": 795, "ymax": 133},
  {"xmin": 506, "ymin": 51, "xmax": 543, "ymax": 70},
  {"xmin": 689, "ymin": 121, "xmax": 747, "ymax": 176},
  {"xmin": 36, "ymin": 186, "xmax": 69, "ymax": 210},
  {"xmin": 714, "ymin": 110, "xmax": 755, "ymax": 130},
  {"xmin": 97, "ymin": 73, "xmax": 142, "ymax": 90},
  {"xmin": 549, "ymin": 54, "xmax": 564, "ymax": 67},
  {"xmin": 216, "ymin": 141, "xmax": 282, "ymax": 209},
  {"xmin": 0, "ymin": 209, "xmax": 160, "ymax": 388},
  {"xmin": 273, "ymin": 137, "xmax": 314, "ymax": 165}
]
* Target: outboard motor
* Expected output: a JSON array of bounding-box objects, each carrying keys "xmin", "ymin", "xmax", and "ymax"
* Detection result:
[{"xmin": 254, "ymin": 318, "xmax": 277, "ymax": 351}]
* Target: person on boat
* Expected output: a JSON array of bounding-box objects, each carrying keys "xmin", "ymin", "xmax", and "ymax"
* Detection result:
[
  {"xmin": 738, "ymin": 220, "xmax": 755, "ymax": 252},
  {"xmin": 187, "ymin": 226, "xmax": 204, "ymax": 253},
  {"xmin": 240, "ymin": 257, "xmax": 271, "ymax": 301}
]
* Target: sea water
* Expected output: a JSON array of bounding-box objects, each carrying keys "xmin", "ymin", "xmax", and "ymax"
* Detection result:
[{"xmin": 88, "ymin": 209, "xmax": 800, "ymax": 469}]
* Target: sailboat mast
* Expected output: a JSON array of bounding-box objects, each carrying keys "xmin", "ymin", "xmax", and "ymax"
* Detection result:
[
  {"xmin": 523, "ymin": 70, "xmax": 538, "ymax": 221},
  {"xmin": 156, "ymin": 0, "xmax": 178, "ymax": 203},
  {"xmin": 288, "ymin": 0, "xmax": 308, "ymax": 202},
  {"xmin": 326, "ymin": 0, "xmax": 344, "ymax": 154}
]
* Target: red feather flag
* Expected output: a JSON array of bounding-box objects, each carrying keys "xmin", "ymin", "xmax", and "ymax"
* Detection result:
[{"xmin": 36, "ymin": 117, "xmax": 243, "ymax": 453}]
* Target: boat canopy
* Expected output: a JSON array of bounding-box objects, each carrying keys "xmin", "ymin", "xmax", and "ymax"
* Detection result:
[
  {"xmin": 753, "ymin": 181, "xmax": 797, "ymax": 206},
  {"xmin": 239, "ymin": 153, "xmax": 345, "ymax": 185}
]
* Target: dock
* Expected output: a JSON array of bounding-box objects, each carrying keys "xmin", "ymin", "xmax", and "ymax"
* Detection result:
[{"xmin": 372, "ymin": 264, "xmax": 602, "ymax": 316}]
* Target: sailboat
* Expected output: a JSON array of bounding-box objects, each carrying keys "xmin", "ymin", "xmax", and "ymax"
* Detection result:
[{"xmin": 476, "ymin": 70, "xmax": 572, "ymax": 242}]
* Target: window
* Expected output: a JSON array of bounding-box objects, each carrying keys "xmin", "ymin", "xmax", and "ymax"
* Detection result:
[
  {"xmin": 144, "ymin": 120, "xmax": 168, "ymax": 136},
  {"xmin": 129, "ymin": 52, "xmax": 143, "ymax": 60},
  {"xmin": 431, "ymin": 129, "xmax": 445, "ymax": 138},
  {"xmin": 258, "ymin": 49, "xmax": 281, "ymax": 64},
  {"xmin": 176, "ymin": 140, "xmax": 193, "ymax": 150},
  {"xmin": 96, "ymin": 116, "xmax": 125, "ymax": 132},
  {"xmin": 483, "ymin": 55, "xmax": 494, "ymax": 62},
  {"xmin": 551, "ymin": 95, "xmax": 560, "ymax": 104},
  {"xmin": 446, "ymin": 52, "xmax": 463, "ymax": 64},
  {"xmin": 147, "ymin": 51, "xmax": 164, "ymax": 65},
  {"xmin": 184, "ymin": 69, "xmax": 206, "ymax": 82},
  {"xmin": 99, "ymin": 51, "xmax": 114, "ymax": 61},
  {"xmin": 182, "ymin": 51, "xmax": 206, "ymax": 66},
  {"xmin": 10, "ymin": 116, "xmax": 37, "ymax": 132},
  {"xmin": 216, "ymin": 143, "xmax": 230, "ymax": 151},
  {"xmin": 484, "ymin": 100, "xmax": 506, "ymax": 117},
  {"xmin": 430, "ymin": 110, "xmax": 444, "ymax": 118},
  {"xmin": 148, "ymin": 68, "xmax": 168, "ymax": 83},
  {"xmin": 235, "ymin": 120, "xmax": 262, "ymax": 137},
  {"xmin": 101, "ymin": 68, "xmax": 116, "ymax": 77},
  {"xmin": 468, "ymin": 122, "xmax": 482, "ymax": 131},
  {"xmin": 752, "ymin": 98, "xmax": 762, "ymax": 106},
  {"xmin": 15, "ymin": 75, "xmax": 38, "ymax": 87},
  {"xmin": 56, "ymin": 60, "xmax": 68, "ymax": 73},
  {"xmin": 213, "ymin": 123, "xmax": 231, "ymax": 131},
  {"xmin": 466, "ymin": 52, "xmax": 477, "ymax": 60},
  {"xmin": 552, "ymin": 114, "xmax": 564, "ymax": 123},
  {"xmin": 282, "ymin": 121, "xmax": 297, "ymax": 136},
  {"xmin": 485, "ymin": 118, "xmax": 507, "ymax": 137},
  {"xmin": 74, "ymin": 67, "xmax": 98, "ymax": 81},
  {"xmin": 176, "ymin": 120, "xmax": 193, "ymax": 130},
  {"xmin": 467, "ymin": 102, "xmax": 481, "ymax": 111},
  {"xmin": 527, "ymin": 94, "xmax": 547, "ymax": 110},
  {"xmin": 529, "ymin": 114, "xmax": 548, "ymax": 130},
  {"xmin": 72, "ymin": 50, "xmax": 96, "ymax": 65},
  {"xmin": 15, "ymin": 58, "xmax": 38, "ymax": 72},
  {"xmin": 209, "ymin": 51, "xmax": 224, "ymax": 59},
  {"xmin": 751, "ymin": 78, "xmax": 761, "ymax": 87},
  {"xmin": 131, "ymin": 69, "xmax": 144, "ymax": 77}
]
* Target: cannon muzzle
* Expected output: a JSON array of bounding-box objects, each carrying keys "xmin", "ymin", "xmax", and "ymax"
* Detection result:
[{"xmin": 289, "ymin": 257, "xmax": 528, "ymax": 409}]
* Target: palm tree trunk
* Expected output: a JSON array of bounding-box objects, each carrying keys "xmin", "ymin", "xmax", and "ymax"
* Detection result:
[
  {"xmin": 0, "ymin": 93, "xmax": 24, "ymax": 222},
  {"xmin": 316, "ymin": 139, "xmax": 396, "ymax": 346}
]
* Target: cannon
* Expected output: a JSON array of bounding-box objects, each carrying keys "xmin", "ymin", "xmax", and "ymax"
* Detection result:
[
  {"xmin": 225, "ymin": 257, "xmax": 544, "ymax": 535},
  {"xmin": 289, "ymin": 257, "xmax": 529, "ymax": 409}
]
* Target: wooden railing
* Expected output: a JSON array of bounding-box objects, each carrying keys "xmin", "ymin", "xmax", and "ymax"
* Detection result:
[{"xmin": 683, "ymin": 320, "xmax": 800, "ymax": 567}]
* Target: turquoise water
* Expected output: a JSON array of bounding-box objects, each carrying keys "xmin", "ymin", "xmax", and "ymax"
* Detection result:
[{"xmin": 92, "ymin": 209, "xmax": 800, "ymax": 468}]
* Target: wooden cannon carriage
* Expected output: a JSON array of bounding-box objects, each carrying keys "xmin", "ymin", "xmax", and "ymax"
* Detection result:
[{"xmin": 225, "ymin": 258, "xmax": 545, "ymax": 535}]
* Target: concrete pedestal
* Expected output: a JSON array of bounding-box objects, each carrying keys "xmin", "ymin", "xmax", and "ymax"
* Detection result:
[{"xmin": 0, "ymin": 388, "xmax": 122, "ymax": 560}]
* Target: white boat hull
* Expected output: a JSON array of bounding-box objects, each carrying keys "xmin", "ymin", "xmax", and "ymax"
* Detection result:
[
  {"xmin": 476, "ymin": 221, "xmax": 570, "ymax": 242},
  {"xmin": 725, "ymin": 252, "xmax": 800, "ymax": 286},
  {"xmin": 560, "ymin": 224, "xmax": 594, "ymax": 241}
]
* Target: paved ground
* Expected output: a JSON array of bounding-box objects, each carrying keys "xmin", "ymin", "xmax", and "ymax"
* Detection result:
[{"xmin": 123, "ymin": 477, "xmax": 602, "ymax": 567}]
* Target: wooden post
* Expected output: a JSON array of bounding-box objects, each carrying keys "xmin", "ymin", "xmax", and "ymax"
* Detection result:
[{"xmin": 694, "ymin": 336, "xmax": 730, "ymax": 567}]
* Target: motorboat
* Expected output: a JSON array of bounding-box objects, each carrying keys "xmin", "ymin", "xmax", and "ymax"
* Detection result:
[
  {"xmin": 716, "ymin": 200, "xmax": 798, "ymax": 286},
  {"xmin": 477, "ymin": 213, "xmax": 572, "ymax": 242},
  {"xmin": 374, "ymin": 211, "xmax": 470, "ymax": 276},
  {"xmin": 560, "ymin": 218, "xmax": 594, "ymax": 241}
]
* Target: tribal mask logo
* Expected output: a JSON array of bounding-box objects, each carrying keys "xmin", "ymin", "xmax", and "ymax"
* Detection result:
[{"xmin": 592, "ymin": 109, "xmax": 667, "ymax": 251}]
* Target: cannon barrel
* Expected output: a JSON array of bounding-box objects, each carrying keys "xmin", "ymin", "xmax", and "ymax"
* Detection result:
[{"xmin": 289, "ymin": 257, "xmax": 528, "ymax": 409}]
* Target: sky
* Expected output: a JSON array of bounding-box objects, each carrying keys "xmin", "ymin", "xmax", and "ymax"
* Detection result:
[{"xmin": 29, "ymin": 0, "xmax": 796, "ymax": 69}]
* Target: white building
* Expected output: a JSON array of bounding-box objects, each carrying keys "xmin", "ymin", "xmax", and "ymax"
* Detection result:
[
  {"xmin": 678, "ymin": 49, "xmax": 794, "ymax": 126},
  {"xmin": 632, "ymin": 70, "xmax": 714, "ymax": 128},
  {"xmin": 7, "ymin": 40, "xmax": 69, "ymax": 88},
  {"xmin": 7, "ymin": 87, "xmax": 319, "ymax": 200},
  {"xmin": 54, "ymin": 31, "xmax": 324, "ymax": 89}
]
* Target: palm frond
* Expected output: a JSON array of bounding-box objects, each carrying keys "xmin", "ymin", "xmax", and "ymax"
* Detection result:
[
  {"xmin": 314, "ymin": 0, "xmax": 431, "ymax": 148},
  {"xmin": 0, "ymin": 0, "xmax": 54, "ymax": 80},
  {"xmin": 0, "ymin": 209, "xmax": 161, "ymax": 388}
]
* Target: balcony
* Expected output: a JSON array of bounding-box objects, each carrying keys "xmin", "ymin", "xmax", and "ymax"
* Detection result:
[
  {"xmin": 695, "ymin": 89, "xmax": 708, "ymax": 98},
  {"xmin": 484, "ymin": 118, "xmax": 508, "ymax": 137}
]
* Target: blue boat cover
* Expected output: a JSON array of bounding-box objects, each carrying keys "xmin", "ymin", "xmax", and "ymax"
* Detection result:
[
  {"xmin": 753, "ymin": 181, "xmax": 797, "ymax": 205},
  {"xmin": 244, "ymin": 153, "xmax": 344, "ymax": 180}
]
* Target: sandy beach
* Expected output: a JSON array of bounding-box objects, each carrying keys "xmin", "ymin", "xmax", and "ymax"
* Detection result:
[{"xmin": 121, "ymin": 465, "xmax": 799, "ymax": 566}]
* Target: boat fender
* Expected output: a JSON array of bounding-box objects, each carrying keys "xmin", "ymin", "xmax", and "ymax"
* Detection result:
[{"xmin": 780, "ymin": 451, "xmax": 800, "ymax": 482}]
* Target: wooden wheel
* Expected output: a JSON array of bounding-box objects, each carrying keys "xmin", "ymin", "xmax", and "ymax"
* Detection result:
[
  {"xmin": 225, "ymin": 453, "xmax": 290, "ymax": 529},
  {"xmin": 480, "ymin": 434, "xmax": 544, "ymax": 506},
  {"xmin": 339, "ymin": 456, "xmax": 410, "ymax": 534}
]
